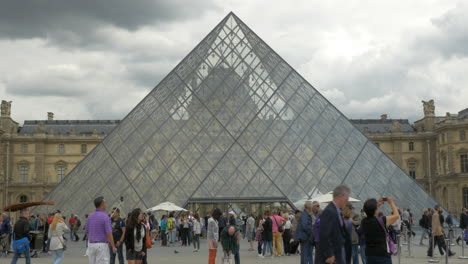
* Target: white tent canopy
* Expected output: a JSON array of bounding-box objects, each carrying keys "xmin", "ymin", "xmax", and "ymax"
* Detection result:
[
  {"xmin": 146, "ymin": 202, "xmax": 187, "ymax": 212},
  {"xmin": 311, "ymin": 192, "xmax": 360, "ymax": 203}
]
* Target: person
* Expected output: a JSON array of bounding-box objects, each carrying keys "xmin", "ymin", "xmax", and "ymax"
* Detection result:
[
  {"xmin": 10, "ymin": 209, "xmax": 31, "ymax": 264},
  {"xmin": 181, "ymin": 215, "xmax": 189, "ymax": 246},
  {"xmin": 160, "ymin": 215, "xmax": 167, "ymax": 247},
  {"xmin": 282, "ymin": 213, "xmax": 292, "ymax": 256},
  {"xmin": 347, "ymin": 204, "xmax": 361, "ymax": 264},
  {"xmin": 262, "ymin": 210, "xmax": 273, "ymax": 258},
  {"xmin": 427, "ymin": 205, "xmax": 455, "ymax": 257},
  {"xmin": 255, "ymin": 217, "xmax": 263, "ymax": 257},
  {"xmin": 361, "ymin": 197, "xmax": 399, "ymax": 264},
  {"xmin": 1, "ymin": 212, "xmax": 11, "ymax": 255},
  {"xmin": 73, "ymin": 215, "xmax": 81, "ymax": 242},
  {"xmin": 141, "ymin": 213, "xmax": 151, "ymax": 264},
  {"xmin": 457, "ymin": 208, "xmax": 468, "ymax": 245},
  {"xmin": 41, "ymin": 214, "xmax": 50, "ymax": 253},
  {"xmin": 68, "ymin": 214, "xmax": 76, "ymax": 241},
  {"xmin": 193, "ymin": 214, "xmax": 201, "ymax": 252},
  {"xmin": 445, "ymin": 211, "xmax": 455, "ymax": 243},
  {"xmin": 124, "ymin": 208, "xmax": 146, "ymax": 264},
  {"xmin": 48, "ymin": 213, "xmax": 69, "ymax": 264},
  {"xmin": 315, "ymin": 185, "xmax": 350, "ymax": 264},
  {"xmin": 419, "ymin": 210, "xmax": 430, "ymax": 245},
  {"xmin": 207, "ymin": 208, "xmax": 222, "ymax": 264},
  {"xmin": 270, "ymin": 209, "xmax": 284, "ymax": 257},
  {"xmin": 246, "ymin": 213, "xmax": 255, "ymax": 251},
  {"xmin": 167, "ymin": 213, "xmax": 175, "ymax": 245},
  {"xmin": 221, "ymin": 226, "xmax": 241, "ymax": 264},
  {"xmin": 218, "ymin": 212, "xmax": 227, "ymax": 241},
  {"xmin": 110, "ymin": 208, "xmax": 126, "ymax": 264},
  {"xmin": 85, "ymin": 196, "xmax": 117, "ymax": 264},
  {"xmin": 149, "ymin": 214, "xmax": 158, "ymax": 243},
  {"xmin": 295, "ymin": 201, "xmax": 314, "ymax": 264},
  {"xmin": 82, "ymin": 214, "xmax": 89, "ymax": 242},
  {"xmin": 291, "ymin": 210, "xmax": 301, "ymax": 235}
]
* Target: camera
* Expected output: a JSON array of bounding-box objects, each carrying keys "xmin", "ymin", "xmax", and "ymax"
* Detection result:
[{"xmin": 382, "ymin": 196, "xmax": 388, "ymax": 201}]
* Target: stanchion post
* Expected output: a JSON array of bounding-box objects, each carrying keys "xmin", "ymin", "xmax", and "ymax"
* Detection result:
[
  {"xmin": 407, "ymin": 231, "xmax": 413, "ymax": 258},
  {"xmin": 428, "ymin": 231, "xmax": 439, "ymax": 263},
  {"xmin": 444, "ymin": 239, "xmax": 449, "ymax": 264},
  {"xmin": 402, "ymin": 224, "xmax": 408, "ymax": 245},
  {"xmin": 397, "ymin": 234, "xmax": 401, "ymax": 264}
]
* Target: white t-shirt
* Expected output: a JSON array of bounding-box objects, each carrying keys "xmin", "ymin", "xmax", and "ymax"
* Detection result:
[{"xmin": 284, "ymin": 220, "xmax": 292, "ymax": 229}]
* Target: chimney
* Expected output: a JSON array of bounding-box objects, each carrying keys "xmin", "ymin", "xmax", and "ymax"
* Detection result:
[
  {"xmin": 47, "ymin": 112, "xmax": 54, "ymax": 120},
  {"xmin": 380, "ymin": 114, "xmax": 388, "ymax": 120}
]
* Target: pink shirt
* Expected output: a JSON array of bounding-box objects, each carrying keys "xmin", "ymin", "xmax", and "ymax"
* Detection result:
[{"xmin": 270, "ymin": 214, "xmax": 284, "ymax": 233}]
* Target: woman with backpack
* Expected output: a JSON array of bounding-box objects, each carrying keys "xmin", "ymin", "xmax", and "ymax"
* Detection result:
[
  {"xmin": 261, "ymin": 210, "xmax": 273, "ymax": 258},
  {"xmin": 361, "ymin": 197, "xmax": 400, "ymax": 264}
]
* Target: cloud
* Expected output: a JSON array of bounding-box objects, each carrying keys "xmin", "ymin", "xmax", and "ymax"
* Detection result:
[
  {"xmin": 0, "ymin": 0, "xmax": 468, "ymax": 125},
  {"xmin": 0, "ymin": 0, "xmax": 220, "ymax": 47}
]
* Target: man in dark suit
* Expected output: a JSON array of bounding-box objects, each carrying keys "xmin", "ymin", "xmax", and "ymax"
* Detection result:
[{"xmin": 315, "ymin": 185, "xmax": 350, "ymax": 264}]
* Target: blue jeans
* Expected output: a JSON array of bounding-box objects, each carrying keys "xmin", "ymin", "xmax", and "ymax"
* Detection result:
[
  {"xmin": 110, "ymin": 243, "xmax": 124, "ymax": 264},
  {"xmin": 360, "ymin": 245, "xmax": 367, "ymax": 264},
  {"xmin": 352, "ymin": 245, "xmax": 359, "ymax": 264},
  {"xmin": 300, "ymin": 241, "xmax": 313, "ymax": 264},
  {"xmin": 262, "ymin": 240, "xmax": 273, "ymax": 256},
  {"xmin": 419, "ymin": 228, "xmax": 429, "ymax": 244},
  {"xmin": 11, "ymin": 245, "xmax": 31, "ymax": 264},
  {"xmin": 366, "ymin": 256, "xmax": 391, "ymax": 264},
  {"xmin": 52, "ymin": 249, "xmax": 64, "ymax": 264}
]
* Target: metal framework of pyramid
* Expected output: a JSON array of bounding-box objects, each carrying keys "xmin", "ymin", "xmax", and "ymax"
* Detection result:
[{"xmin": 42, "ymin": 12, "xmax": 440, "ymax": 217}]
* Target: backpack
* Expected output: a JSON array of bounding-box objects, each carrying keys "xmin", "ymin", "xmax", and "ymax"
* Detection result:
[
  {"xmin": 167, "ymin": 218, "xmax": 173, "ymax": 230},
  {"xmin": 446, "ymin": 215, "xmax": 453, "ymax": 225},
  {"xmin": 419, "ymin": 217, "xmax": 424, "ymax": 227},
  {"xmin": 313, "ymin": 217, "xmax": 321, "ymax": 243}
]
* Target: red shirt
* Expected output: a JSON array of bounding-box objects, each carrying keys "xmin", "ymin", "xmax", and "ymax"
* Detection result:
[
  {"xmin": 48, "ymin": 216, "xmax": 54, "ymax": 224},
  {"xmin": 69, "ymin": 217, "xmax": 76, "ymax": 225}
]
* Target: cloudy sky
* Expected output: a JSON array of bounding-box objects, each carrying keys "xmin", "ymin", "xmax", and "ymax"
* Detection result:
[{"xmin": 1, "ymin": 0, "xmax": 467, "ymax": 124}]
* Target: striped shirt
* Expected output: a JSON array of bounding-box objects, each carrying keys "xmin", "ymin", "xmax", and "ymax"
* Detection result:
[{"xmin": 85, "ymin": 209, "xmax": 112, "ymax": 243}]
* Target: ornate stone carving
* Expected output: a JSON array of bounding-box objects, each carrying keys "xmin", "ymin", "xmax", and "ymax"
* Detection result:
[
  {"xmin": 1, "ymin": 100, "xmax": 12, "ymax": 116},
  {"xmin": 391, "ymin": 121, "xmax": 401, "ymax": 132},
  {"xmin": 422, "ymin": 99, "xmax": 435, "ymax": 117}
]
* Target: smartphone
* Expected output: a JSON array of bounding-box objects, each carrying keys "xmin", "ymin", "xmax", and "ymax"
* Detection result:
[{"xmin": 382, "ymin": 197, "xmax": 388, "ymax": 201}]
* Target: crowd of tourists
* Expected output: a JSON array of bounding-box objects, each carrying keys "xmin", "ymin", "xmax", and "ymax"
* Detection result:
[{"xmin": 1, "ymin": 185, "xmax": 468, "ymax": 264}]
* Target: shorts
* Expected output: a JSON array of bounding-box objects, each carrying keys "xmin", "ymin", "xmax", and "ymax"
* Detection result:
[{"xmin": 126, "ymin": 249, "xmax": 144, "ymax": 260}]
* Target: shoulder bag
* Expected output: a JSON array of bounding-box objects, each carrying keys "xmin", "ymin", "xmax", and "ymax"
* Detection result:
[
  {"xmin": 377, "ymin": 217, "xmax": 396, "ymax": 255},
  {"xmin": 55, "ymin": 228, "xmax": 67, "ymax": 251}
]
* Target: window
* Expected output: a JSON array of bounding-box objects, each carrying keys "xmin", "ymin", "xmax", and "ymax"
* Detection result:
[
  {"xmin": 460, "ymin": 130, "xmax": 466, "ymax": 141},
  {"xmin": 57, "ymin": 166, "xmax": 66, "ymax": 183},
  {"xmin": 461, "ymin": 154, "xmax": 468, "ymax": 173},
  {"xmin": 81, "ymin": 144, "xmax": 87, "ymax": 154},
  {"xmin": 21, "ymin": 144, "xmax": 28, "ymax": 153},
  {"xmin": 19, "ymin": 166, "xmax": 28, "ymax": 183},
  {"xmin": 58, "ymin": 144, "xmax": 65, "ymax": 154},
  {"xmin": 409, "ymin": 142, "xmax": 414, "ymax": 152},
  {"xmin": 464, "ymin": 188, "xmax": 468, "ymax": 209},
  {"xmin": 19, "ymin": 195, "xmax": 28, "ymax": 203},
  {"xmin": 408, "ymin": 161, "xmax": 416, "ymax": 179}
]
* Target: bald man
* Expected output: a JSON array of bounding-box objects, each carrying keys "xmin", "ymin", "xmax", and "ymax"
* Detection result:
[{"xmin": 221, "ymin": 226, "xmax": 240, "ymax": 264}]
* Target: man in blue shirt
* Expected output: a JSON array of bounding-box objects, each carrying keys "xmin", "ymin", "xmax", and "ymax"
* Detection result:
[{"xmin": 1, "ymin": 212, "xmax": 12, "ymax": 255}]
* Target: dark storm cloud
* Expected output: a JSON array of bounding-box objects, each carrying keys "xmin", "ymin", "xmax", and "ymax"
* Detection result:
[{"xmin": 0, "ymin": 0, "xmax": 219, "ymax": 44}]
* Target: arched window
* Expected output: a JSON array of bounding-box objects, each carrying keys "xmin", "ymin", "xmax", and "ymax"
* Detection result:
[{"xmin": 19, "ymin": 195, "xmax": 28, "ymax": 203}]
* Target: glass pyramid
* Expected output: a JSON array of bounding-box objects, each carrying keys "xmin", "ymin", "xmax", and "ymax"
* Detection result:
[{"xmin": 41, "ymin": 12, "xmax": 440, "ymax": 217}]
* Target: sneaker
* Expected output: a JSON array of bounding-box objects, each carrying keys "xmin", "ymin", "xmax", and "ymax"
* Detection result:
[
  {"xmin": 258, "ymin": 254, "xmax": 262, "ymax": 257},
  {"xmin": 449, "ymin": 252, "xmax": 456, "ymax": 257}
]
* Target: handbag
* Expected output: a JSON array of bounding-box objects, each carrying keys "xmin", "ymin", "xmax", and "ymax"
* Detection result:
[
  {"xmin": 273, "ymin": 216, "xmax": 284, "ymax": 233},
  {"xmin": 377, "ymin": 217, "xmax": 397, "ymax": 255},
  {"xmin": 12, "ymin": 235, "xmax": 29, "ymax": 254},
  {"xmin": 145, "ymin": 232, "xmax": 152, "ymax": 249}
]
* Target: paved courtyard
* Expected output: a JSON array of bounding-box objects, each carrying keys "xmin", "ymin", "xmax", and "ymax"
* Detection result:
[{"xmin": 3, "ymin": 235, "xmax": 468, "ymax": 264}]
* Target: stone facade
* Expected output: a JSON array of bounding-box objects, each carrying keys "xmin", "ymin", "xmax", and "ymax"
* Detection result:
[
  {"xmin": 351, "ymin": 101, "xmax": 468, "ymax": 214},
  {"xmin": 1, "ymin": 100, "xmax": 467, "ymax": 214},
  {"xmin": 0, "ymin": 101, "xmax": 119, "ymax": 207}
]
